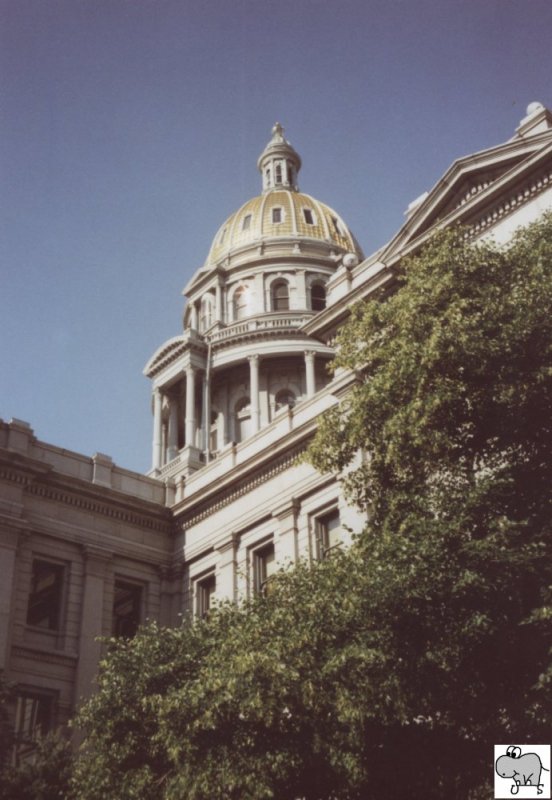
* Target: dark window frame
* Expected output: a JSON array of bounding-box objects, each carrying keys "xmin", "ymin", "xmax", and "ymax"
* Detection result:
[
  {"xmin": 26, "ymin": 558, "xmax": 65, "ymax": 632},
  {"xmin": 251, "ymin": 540, "xmax": 276, "ymax": 596},
  {"xmin": 303, "ymin": 208, "xmax": 315, "ymax": 225},
  {"xmin": 112, "ymin": 579, "xmax": 143, "ymax": 638},
  {"xmin": 271, "ymin": 280, "xmax": 289, "ymax": 311},
  {"xmin": 195, "ymin": 572, "xmax": 216, "ymax": 618},
  {"xmin": 314, "ymin": 507, "xmax": 341, "ymax": 560},
  {"xmin": 13, "ymin": 688, "xmax": 57, "ymax": 764},
  {"xmin": 272, "ymin": 207, "xmax": 282, "ymax": 224}
]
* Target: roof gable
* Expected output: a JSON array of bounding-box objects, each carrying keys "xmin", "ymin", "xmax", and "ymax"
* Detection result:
[{"xmin": 381, "ymin": 130, "xmax": 552, "ymax": 263}]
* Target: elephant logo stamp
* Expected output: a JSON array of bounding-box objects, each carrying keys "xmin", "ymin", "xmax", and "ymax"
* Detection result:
[{"xmin": 494, "ymin": 745, "xmax": 550, "ymax": 798}]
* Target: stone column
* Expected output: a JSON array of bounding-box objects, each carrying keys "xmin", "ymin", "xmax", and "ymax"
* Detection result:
[
  {"xmin": 157, "ymin": 566, "xmax": 173, "ymax": 628},
  {"xmin": 220, "ymin": 383, "xmax": 229, "ymax": 445},
  {"xmin": 304, "ymin": 351, "xmax": 316, "ymax": 397},
  {"xmin": 152, "ymin": 389, "xmax": 163, "ymax": 470},
  {"xmin": 215, "ymin": 282, "xmax": 223, "ymax": 323},
  {"xmin": 249, "ymin": 355, "xmax": 260, "ymax": 433},
  {"xmin": 185, "ymin": 367, "xmax": 196, "ymax": 447},
  {"xmin": 296, "ymin": 270, "xmax": 307, "ymax": 309},
  {"xmin": 190, "ymin": 303, "xmax": 198, "ymax": 330},
  {"xmin": 167, "ymin": 396, "xmax": 179, "ymax": 461},
  {"xmin": 215, "ymin": 533, "xmax": 239, "ymax": 602},
  {"xmin": 273, "ymin": 498, "xmax": 299, "ymax": 564},
  {"xmin": 74, "ymin": 546, "xmax": 112, "ymax": 713},
  {"xmin": 0, "ymin": 528, "xmax": 21, "ymax": 671},
  {"xmin": 203, "ymin": 372, "xmax": 210, "ymax": 454}
]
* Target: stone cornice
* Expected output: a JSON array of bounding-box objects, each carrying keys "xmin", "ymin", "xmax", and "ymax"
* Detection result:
[
  {"xmin": 175, "ymin": 440, "xmax": 308, "ymax": 529},
  {"xmin": 25, "ymin": 479, "xmax": 171, "ymax": 534},
  {"xmin": 13, "ymin": 644, "xmax": 78, "ymax": 668},
  {"xmin": 465, "ymin": 163, "xmax": 552, "ymax": 238},
  {"xmin": 145, "ymin": 332, "xmax": 207, "ymax": 379}
]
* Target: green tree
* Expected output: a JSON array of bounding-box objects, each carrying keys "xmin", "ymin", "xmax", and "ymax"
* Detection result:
[
  {"xmin": 307, "ymin": 215, "xmax": 552, "ymax": 792},
  {"xmin": 0, "ymin": 731, "xmax": 73, "ymax": 800},
  {"xmin": 73, "ymin": 216, "xmax": 552, "ymax": 799}
]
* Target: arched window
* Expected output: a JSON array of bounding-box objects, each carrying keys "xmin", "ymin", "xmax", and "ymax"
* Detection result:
[
  {"xmin": 275, "ymin": 389, "xmax": 296, "ymax": 411},
  {"xmin": 233, "ymin": 287, "xmax": 248, "ymax": 320},
  {"xmin": 275, "ymin": 163, "xmax": 282, "ymax": 184},
  {"xmin": 311, "ymin": 283, "xmax": 326, "ymax": 311},
  {"xmin": 271, "ymin": 280, "xmax": 289, "ymax": 311},
  {"xmin": 200, "ymin": 295, "xmax": 214, "ymax": 331},
  {"xmin": 235, "ymin": 398, "xmax": 251, "ymax": 443}
]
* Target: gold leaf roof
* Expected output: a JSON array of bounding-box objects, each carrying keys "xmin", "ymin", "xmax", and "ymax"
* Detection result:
[{"xmin": 205, "ymin": 189, "xmax": 363, "ymax": 267}]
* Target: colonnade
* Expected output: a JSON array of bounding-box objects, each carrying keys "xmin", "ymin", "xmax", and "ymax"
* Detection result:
[{"xmin": 151, "ymin": 350, "xmax": 320, "ymax": 472}]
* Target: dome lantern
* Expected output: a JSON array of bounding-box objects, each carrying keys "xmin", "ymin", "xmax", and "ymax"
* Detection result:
[{"xmin": 257, "ymin": 122, "xmax": 302, "ymax": 193}]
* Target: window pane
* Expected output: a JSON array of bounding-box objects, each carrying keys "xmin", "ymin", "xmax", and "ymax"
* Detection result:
[
  {"xmin": 196, "ymin": 574, "xmax": 216, "ymax": 618},
  {"xmin": 272, "ymin": 207, "xmax": 282, "ymax": 224},
  {"xmin": 242, "ymin": 214, "xmax": 252, "ymax": 230},
  {"xmin": 112, "ymin": 581, "xmax": 142, "ymax": 638},
  {"xmin": 254, "ymin": 543, "xmax": 275, "ymax": 595},
  {"xmin": 316, "ymin": 510, "xmax": 340, "ymax": 558},
  {"xmin": 26, "ymin": 560, "xmax": 64, "ymax": 630},
  {"xmin": 311, "ymin": 284, "xmax": 326, "ymax": 311},
  {"xmin": 272, "ymin": 281, "xmax": 289, "ymax": 311},
  {"xmin": 303, "ymin": 208, "xmax": 314, "ymax": 225}
]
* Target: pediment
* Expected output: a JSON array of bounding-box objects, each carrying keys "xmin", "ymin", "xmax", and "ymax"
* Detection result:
[{"xmin": 381, "ymin": 131, "xmax": 552, "ymax": 263}]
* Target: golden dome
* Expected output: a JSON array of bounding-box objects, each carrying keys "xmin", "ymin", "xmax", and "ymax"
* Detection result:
[
  {"xmin": 205, "ymin": 189, "xmax": 363, "ymax": 266},
  {"xmin": 203, "ymin": 125, "xmax": 363, "ymax": 268}
]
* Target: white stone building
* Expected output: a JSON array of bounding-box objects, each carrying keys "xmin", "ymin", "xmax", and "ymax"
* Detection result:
[{"xmin": 1, "ymin": 104, "xmax": 551, "ymax": 756}]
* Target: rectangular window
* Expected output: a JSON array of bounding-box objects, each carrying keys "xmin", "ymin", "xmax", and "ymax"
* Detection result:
[
  {"xmin": 26, "ymin": 559, "xmax": 64, "ymax": 631},
  {"xmin": 303, "ymin": 208, "xmax": 314, "ymax": 225},
  {"xmin": 315, "ymin": 509, "xmax": 341, "ymax": 559},
  {"xmin": 272, "ymin": 207, "xmax": 282, "ymax": 224},
  {"xmin": 242, "ymin": 214, "xmax": 252, "ymax": 231},
  {"xmin": 112, "ymin": 580, "xmax": 142, "ymax": 638},
  {"xmin": 14, "ymin": 690, "xmax": 56, "ymax": 763},
  {"xmin": 195, "ymin": 573, "xmax": 216, "ymax": 618},
  {"xmin": 252, "ymin": 542, "xmax": 275, "ymax": 596}
]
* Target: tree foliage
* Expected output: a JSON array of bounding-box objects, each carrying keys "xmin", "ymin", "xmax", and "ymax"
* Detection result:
[
  {"xmin": 0, "ymin": 731, "xmax": 73, "ymax": 800},
  {"xmin": 73, "ymin": 216, "xmax": 552, "ymax": 799}
]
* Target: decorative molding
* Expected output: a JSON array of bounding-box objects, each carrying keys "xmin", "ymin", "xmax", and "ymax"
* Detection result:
[
  {"xmin": 13, "ymin": 645, "xmax": 78, "ymax": 668},
  {"xmin": 466, "ymin": 167, "xmax": 551, "ymax": 238},
  {"xmin": 26, "ymin": 482, "xmax": 171, "ymax": 534},
  {"xmin": 0, "ymin": 466, "xmax": 37, "ymax": 487},
  {"xmin": 177, "ymin": 441, "xmax": 307, "ymax": 529}
]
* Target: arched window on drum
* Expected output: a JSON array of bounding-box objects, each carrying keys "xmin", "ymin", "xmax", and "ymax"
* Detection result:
[
  {"xmin": 271, "ymin": 280, "xmax": 289, "ymax": 312},
  {"xmin": 310, "ymin": 283, "xmax": 326, "ymax": 311}
]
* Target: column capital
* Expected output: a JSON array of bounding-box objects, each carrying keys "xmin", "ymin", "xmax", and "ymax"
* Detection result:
[
  {"xmin": 215, "ymin": 531, "xmax": 239, "ymax": 555},
  {"xmin": 248, "ymin": 354, "xmax": 260, "ymax": 365},
  {"xmin": 81, "ymin": 545, "xmax": 113, "ymax": 578},
  {"xmin": 304, "ymin": 349, "xmax": 316, "ymax": 359}
]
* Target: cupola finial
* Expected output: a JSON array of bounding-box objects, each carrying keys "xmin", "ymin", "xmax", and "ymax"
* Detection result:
[{"xmin": 257, "ymin": 123, "xmax": 302, "ymax": 193}]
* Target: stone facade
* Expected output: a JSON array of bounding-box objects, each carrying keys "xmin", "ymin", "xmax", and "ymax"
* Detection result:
[{"xmin": 1, "ymin": 104, "xmax": 551, "ymax": 755}]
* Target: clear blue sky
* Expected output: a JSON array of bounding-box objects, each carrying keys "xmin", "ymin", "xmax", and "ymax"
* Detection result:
[{"xmin": 1, "ymin": 0, "xmax": 551, "ymax": 473}]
